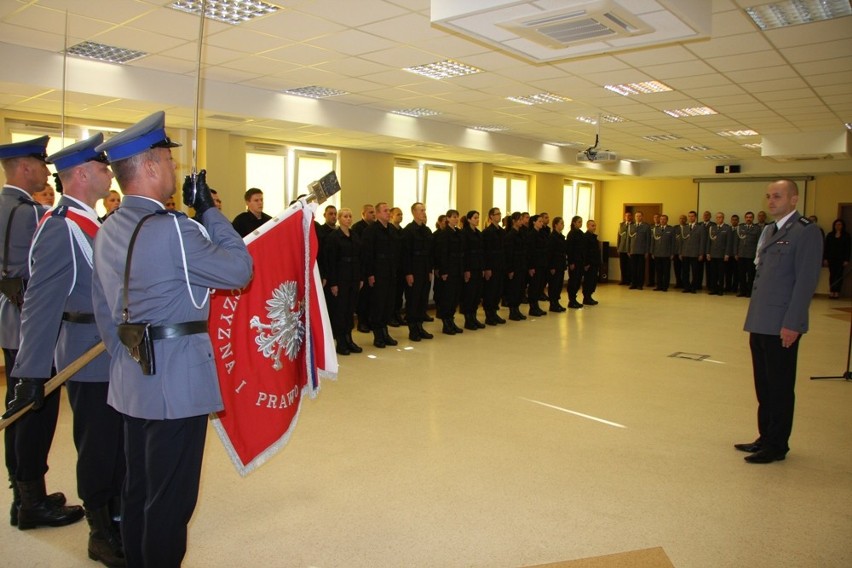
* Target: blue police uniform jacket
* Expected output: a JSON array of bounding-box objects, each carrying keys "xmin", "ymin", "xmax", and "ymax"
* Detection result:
[
  {"xmin": 744, "ymin": 213, "xmax": 822, "ymax": 336},
  {"xmin": 92, "ymin": 196, "xmax": 252, "ymax": 420},
  {"xmin": 0, "ymin": 186, "xmax": 46, "ymax": 349},
  {"xmin": 13, "ymin": 196, "xmax": 109, "ymax": 381}
]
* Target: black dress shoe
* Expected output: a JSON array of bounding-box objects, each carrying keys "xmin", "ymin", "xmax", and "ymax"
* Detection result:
[
  {"xmin": 568, "ymin": 301, "xmax": 583, "ymax": 309},
  {"xmin": 734, "ymin": 442, "xmax": 761, "ymax": 453},
  {"xmin": 582, "ymin": 299, "xmax": 598, "ymax": 306},
  {"xmin": 745, "ymin": 449, "xmax": 786, "ymax": 464},
  {"xmin": 357, "ymin": 323, "xmax": 371, "ymax": 333}
]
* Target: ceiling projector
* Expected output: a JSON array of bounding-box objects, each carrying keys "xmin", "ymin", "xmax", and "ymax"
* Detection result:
[{"xmin": 577, "ymin": 149, "xmax": 619, "ymax": 162}]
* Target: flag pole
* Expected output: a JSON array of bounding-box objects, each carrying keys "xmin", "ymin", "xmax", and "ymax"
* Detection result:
[{"xmin": 0, "ymin": 342, "xmax": 105, "ymax": 431}]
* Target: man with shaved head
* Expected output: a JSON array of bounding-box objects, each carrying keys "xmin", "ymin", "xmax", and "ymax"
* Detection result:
[{"xmin": 737, "ymin": 180, "xmax": 822, "ymax": 464}]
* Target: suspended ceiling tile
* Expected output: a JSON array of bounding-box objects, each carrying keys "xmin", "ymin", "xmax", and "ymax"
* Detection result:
[
  {"xmin": 307, "ymin": 29, "xmax": 395, "ymax": 57},
  {"xmin": 706, "ymin": 50, "xmax": 786, "ymax": 72}
]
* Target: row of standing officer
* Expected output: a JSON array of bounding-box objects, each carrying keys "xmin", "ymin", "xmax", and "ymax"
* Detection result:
[
  {"xmin": 315, "ymin": 204, "xmax": 604, "ymax": 355},
  {"xmin": 617, "ymin": 210, "xmax": 764, "ymax": 296},
  {"xmin": 1, "ymin": 112, "xmax": 253, "ymax": 567}
]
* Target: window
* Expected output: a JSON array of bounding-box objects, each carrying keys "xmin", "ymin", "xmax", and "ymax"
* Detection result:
[
  {"xmin": 246, "ymin": 144, "xmax": 286, "ymax": 217},
  {"xmin": 392, "ymin": 159, "xmax": 455, "ymax": 228},
  {"xmin": 393, "ymin": 160, "xmax": 418, "ymax": 226},
  {"xmin": 563, "ymin": 180, "xmax": 596, "ymax": 225},
  {"xmin": 493, "ymin": 173, "xmax": 529, "ymax": 216},
  {"xmin": 293, "ymin": 149, "xmax": 339, "ymax": 210},
  {"xmin": 424, "ymin": 165, "xmax": 453, "ymax": 223}
]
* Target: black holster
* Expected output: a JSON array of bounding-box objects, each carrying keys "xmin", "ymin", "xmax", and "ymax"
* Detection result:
[{"xmin": 117, "ymin": 322, "xmax": 155, "ymax": 375}]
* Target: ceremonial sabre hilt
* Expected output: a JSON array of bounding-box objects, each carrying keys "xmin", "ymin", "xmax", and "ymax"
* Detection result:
[{"xmin": 306, "ymin": 171, "xmax": 342, "ymax": 205}]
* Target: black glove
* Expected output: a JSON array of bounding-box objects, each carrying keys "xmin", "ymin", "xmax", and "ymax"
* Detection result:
[
  {"xmin": 2, "ymin": 378, "xmax": 45, "ymax": 419},
  {"xmin": 182, "ymin": 169, "xmax": 216, "ymax": 217}
]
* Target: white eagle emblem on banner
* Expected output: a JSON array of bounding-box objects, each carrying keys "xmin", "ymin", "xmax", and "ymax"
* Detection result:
[{"xmin": 249, "ymin": 281, "xmax": 305, "ymax": 370}]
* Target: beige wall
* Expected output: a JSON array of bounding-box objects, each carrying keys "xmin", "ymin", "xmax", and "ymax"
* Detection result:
[{"xmin": 598, "ymin": 174, "xmax": 852, "ymax": 293}]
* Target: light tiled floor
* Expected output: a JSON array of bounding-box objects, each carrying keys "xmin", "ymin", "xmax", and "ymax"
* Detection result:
[{"xmin": 2, "ymin": 285, "xmax": 851, "ymax": 567}]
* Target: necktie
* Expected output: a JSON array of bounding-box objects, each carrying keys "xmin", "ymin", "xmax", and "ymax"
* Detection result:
[{"xmin": 771, "ymin": 222, "xmax": 778, "ymax": 236}]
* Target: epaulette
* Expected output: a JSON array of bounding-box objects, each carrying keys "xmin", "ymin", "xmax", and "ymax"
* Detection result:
[
  {"xmin": 798, "ymin": 216, "xmax": 810, "ymax": 225},
  {"xmin": 155, "ymin": 209, "xmax": 186, "ymax": 219}
]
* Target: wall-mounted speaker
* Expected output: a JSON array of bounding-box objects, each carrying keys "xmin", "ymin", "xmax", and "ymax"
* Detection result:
[{"xmin": 715, "ymin": 164, "xmax": 741, "ymax": 174}]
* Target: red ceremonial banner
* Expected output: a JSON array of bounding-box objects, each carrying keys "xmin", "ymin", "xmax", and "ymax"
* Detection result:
[{"xmin": 209, "ymin": 203, "xmax": 337, "ymax": 476}]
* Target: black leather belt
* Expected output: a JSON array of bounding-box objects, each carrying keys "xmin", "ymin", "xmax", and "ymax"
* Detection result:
[
  {"xmin": 62, "ymin": 312, "xmax": 96, "ymax": 324},
  {"xmin": 149, "ymin": 321, "xmax": 208, "ymax": 340}
]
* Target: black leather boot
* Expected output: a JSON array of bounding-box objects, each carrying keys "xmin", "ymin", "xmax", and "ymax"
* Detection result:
[
  {"xmin": 86, "ymin": 506, "xmax": 126, "ymax": 567},
  {"xmin": 484, "ymin": 311, "xmax": 499, "ymax": 326},
  {"xmin": 408, "ymin": 324, "xmax": 421, "ymax": 342},
  {"xmin": 441, "ymin": 319, "xmax": 456, "ymax": 335},
  {"xmin": 10, "ymin": 476, "xmax": 66, "ymax": 527},
  {"xmin": 463, "ymin": 314, "xmax": 478, "ymax": 331},
  {"xmin": 335, "ymin": 337, "xmax": 350, "ymax": 355},
  {"xmin": 345, "ymin": 333, "xmax": 362, "ymax": 353},
  {"xmin": 495, "ymin": 311, "xmax": 507, "ymax": 324},
  {"xmin": 17, "ymin": 478, "xmax": 84, "ymax": 530},
  {"xmin": 450, "ymin": 317, "xmax": 464, "ymax": 333},
  {"xmin": 382, "ymin": 327, "xmax": 398, "ymax": 346},
  {"xmin": 473, "ymin": 313, "xmax": 486, "ymax": 328},
  {"xmin": 509, "ymin": 307, "xmax": 526, "ymax": 321},
  {"xmin": 417, "ymin": 322, "xmax": 433, "ymax": 339},
  {"xmin": 372, "ymin": 330, "xmax": 386, "ymax": 348}
]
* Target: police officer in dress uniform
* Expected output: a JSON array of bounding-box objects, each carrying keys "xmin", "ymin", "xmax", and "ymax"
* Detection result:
[
  {"xmin": 706, "ymin": 212, "xmax": 733, "ymax": 295},
  {"xmin": 651, "ymin": 214, "xmax": 675, "ymax": 291},
  {"xmin": 616, "ymin": 212, "xmax": 633, "ymax": 285},
  {"xmin": 673, "ymin": 214, "xmax": 687, "ymax": 288},
  {"xmin": 678, "ymin": 211, "xmax": 706, "ymax": 293},
  {"xmin": 6, "ymin": 134, "xmax": 125, "ymax": 565},
  {"xmin": 401, "ymin": 203, "xmax": 434, "ymax": 341},
  {"xmin": 737, "ymin": 180, "xmax": 822, "ymax": 464},
  {"xmin": 734, "ymin": 212, "xmax": 761, "ymax": 297},
  {"xmin": 91, "ymin": 112, "xmax": 253, "ymax": 567},
  {"xmin": 1, "ymin": 136, "xmax": 84, "ymax": 531},
  {"xmin": 481, "ymin": 208, "xmax": 506, "ymax": 326},
  {"xmin": 628, "ymin": 211, "xmax": 651, "ymax": 290}
]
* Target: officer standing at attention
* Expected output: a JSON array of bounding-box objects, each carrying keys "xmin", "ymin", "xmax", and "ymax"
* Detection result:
[
  {"xmin": 401, "ymin": 202, "xmax": 434, "ymax": 341},
  {"xmin": 481, "ymin": 207, "xmax": 506, "ymax": 325},
  {"xmin": 737, "ymin": 179, "xmax": 822, "ymax": 464},
  {"xmin": 706, "ymin": 212, "xmax": 733, "ymax": 295},
  {"xmin": 91, "ymin": 112, "xmax": 253, "ymax": 566},
  {"xmin": 231, "ymin": 187, "xmax": 271, "ymax": 237},
  {"xmin": 1, "ymin": 136, "xmax": 84, "ymax": 530},
  {"xmin": 361, "ymin": 202, "xmax": 399, "ymax": 347},
  {"xmin": 628, "ymin": 211, "xmax": 651, "ymax": 290},
  {"xmin": 616, "ymin": 212, "xmax": 633, "ymax": 285},
  {"xmin": 5, "ymin": 134, "xmax": 125, "ymax": 565},
  {"xmin": 734, "ymin": 211, "xmax": 761, "ymax": 297},
  {"xmin": 651, "ymin": 214, "xmax": 676, "ymax": 291},
  {"xmin": 678, "ymin": 211, "xmax": 706, "ymax": 294}
]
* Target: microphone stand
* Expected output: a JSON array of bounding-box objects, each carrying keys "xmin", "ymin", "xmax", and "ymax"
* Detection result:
[{"xmin": 811, "ymin": 263, "xmax": 852, "ymax": 381}]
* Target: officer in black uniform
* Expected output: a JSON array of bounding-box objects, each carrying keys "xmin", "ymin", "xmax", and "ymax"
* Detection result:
[
  {"xmin": 504, "ymin": 213, "xmax": 528, "ymax": 321},
  {"xmin": 401, "ymin": 202, "xmax": 433, "ymax": 341},
  {"xmin": 461, "ymin": 211, "xmax": 485, "ymax": 330},
  {"xmin": 565, "ymin": 215, "xmax": 585, "ymax": 309},
  {"xmin": 361, "ymin": 202, "xmax": 398, "ymax": 347},
  {"xmin": 526, "ymin": 215, "xmax": 549, "ymax": 317},
  {"xmin": 546, "ymin": 217, "xmax": 567, "ymax": 312},
  {"xmin": 323, "ymin": 207, "xmax": 363, "ymax": 355},
  {"xmin": 582, "ymin": 220, "xmax": 601, "ymax": 305},
  {"xmin": 434, "ymin": 210, "xmax": 464, "ymax": 334},
  {"xmin": 481, "ymin": 207, "xmax": 506, "ymax": 325}
]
